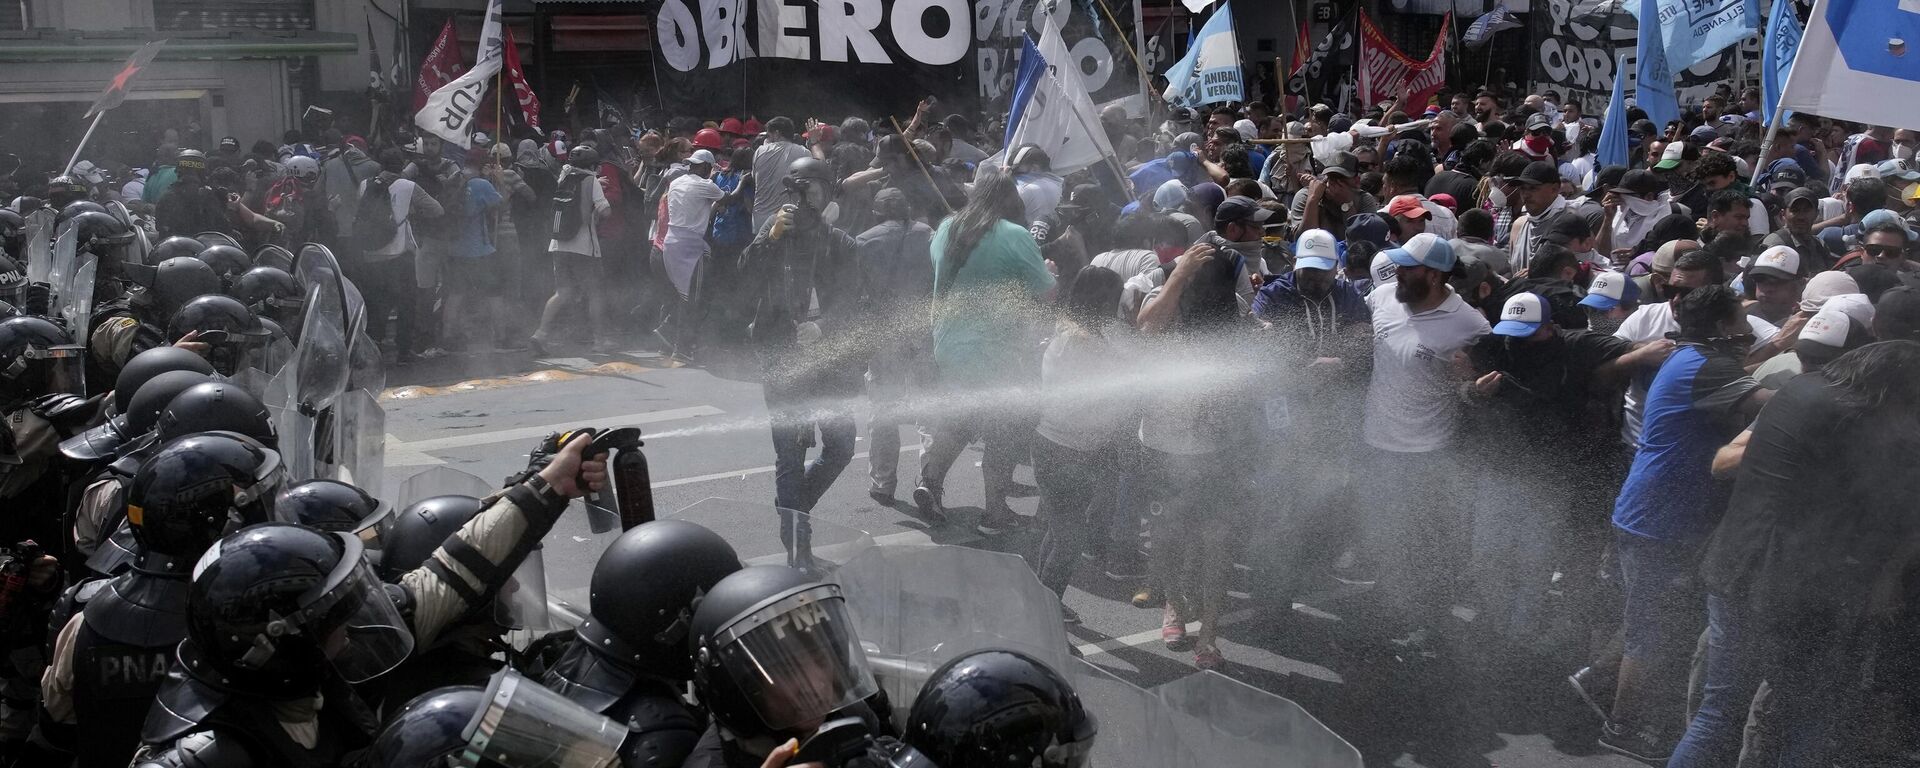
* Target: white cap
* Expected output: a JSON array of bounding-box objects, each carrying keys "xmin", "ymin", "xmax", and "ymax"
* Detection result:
[
  {"xmin": 1293, "ymin": 229, "xmax": 1338, "ymax": 272},
  {"xmin": 1369, "ymin": 250, "xmax": 1398, "ymax": 285},
  {"xmin": 1580, "ymin": 270, "xmax": 1640, "ymax": 310},
  {"xmin": 1845, "ymin": 163, "xmax": 1881, "ymax": 185},
  {"xmin": 1748, "ymin": 245, "xmax": 1801, "ymax": 280},
  {"xmin": 1733, "ymin": 156, "xmax": 1752, "ymax": 178},
  {"xmin": 1801, "ymin": 271, "xmax": 1861, "ymax": 312},
  {"xmin": 1799, "ymin": 294, "xmax": 1873, "ymax": 348},
  {"xmin": 1493, "ymin": 292, "xmax": 1551, "ymax": 336},
  {"xmin": 689, "ymin": 149, "xmax": 717, "ymax": 165}
]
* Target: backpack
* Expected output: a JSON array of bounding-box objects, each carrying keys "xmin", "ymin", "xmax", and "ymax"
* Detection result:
[
  {"xmin": 551, "ymin": 170, "xmax": 585, "ymax": 241},
  {"xmin": 353, "ymin": 178, "xmax": 400, "ymax": 254}
]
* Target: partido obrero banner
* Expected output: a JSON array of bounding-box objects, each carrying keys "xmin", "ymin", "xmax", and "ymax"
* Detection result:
[{"xmin": 649, "ymin": 0, "xmax": 1141, "ymax": 120}]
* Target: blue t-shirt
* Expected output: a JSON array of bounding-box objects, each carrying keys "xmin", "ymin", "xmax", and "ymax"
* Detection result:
[
  {"xmin": 453, "ymin": 177, "xmax": 503, "ymax": 259},
  {"xmin": 710, "ymin": 170, "xmax": 751, "ymax": 249},
  {"xmin": 1612, "ymin": 344, "xmax": 1760, "ymax": 542}
]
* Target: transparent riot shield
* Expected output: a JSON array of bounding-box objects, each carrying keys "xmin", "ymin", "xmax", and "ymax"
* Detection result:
[
  {"xmin": 194, "ymin": 231, "xmax": 239, "ymax": 250},
  {"xmin": 1068, "ymin": 659, "xmax": 1174, "ymax": 768},
  {"xmin": 61, "ymin": 258, "xmax": 95, "ymax": 339},
  {"xmin": 275, "ymin": 275, "xmax": 351, "ymax": 482},
  {"xmin": 831, "ymin": 543, "xmax": 1074, "ymax": 717},
  {"xmin": 395, "ymin": 468, "xmax": 550, "ymax": 632},
  {"xmin": 106, "ymin": 201, "xmax": 132, "ymax": 229},
  {"xmin": 340, "ymin": 275, "xmax": 367, "ymax": 341},
  {"xmin": 23, "ymin": 208, "xmax": 53, "ymax": 284},
  {"xmin": 47, "ymin": 224, "xmax": 77, "ymax": 308},
  {"xmin": 253, "ymin": 244, "xmax": 294, "ymax": 271},
  {"xmin": 292, "ymin": 244, "xmax": 344, "ymax": 293},
  {"xmin": 333, "ymin": 388, "xmax": 385, "ymax": 502},
  {"xmin": 130, "ymin": 227, "xmax": 151, "ymax": 267},
  {"xmin": 1150, "ymin": 671, "xmax": 1363, "ymax": 768},
  {"xmin": 347, "ymin": 328, "xmax": 385, "ymax": 398}
]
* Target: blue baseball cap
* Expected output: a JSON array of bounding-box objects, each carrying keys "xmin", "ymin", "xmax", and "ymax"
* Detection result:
[
  {"xmin": 1384, "ymin": 233, "xmax": 1457, "ymax": 272},
  {"xmin": 1580, "ymin": 270, "xmax": 1641, "ymax": 310},
  {"xmin": 1345, "ymin": 212, "xmax": 1392, "ymax": 247},
  {"xmin": 1493, "ymin": 292, "xmax": 1551, "ymax": 336}
]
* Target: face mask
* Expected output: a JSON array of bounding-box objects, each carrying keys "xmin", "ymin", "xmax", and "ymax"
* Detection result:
[
  {"xmin": 1489, "ymin": 186, "xmax": 1507, "ymax": 209},
  {"xmin": 1622, "ymin": 194, "xmax": 1670, "ymax": 218},
  {"xmin": 1898, "ymin": 144, "xmax": 1916, "ymax": 161}
]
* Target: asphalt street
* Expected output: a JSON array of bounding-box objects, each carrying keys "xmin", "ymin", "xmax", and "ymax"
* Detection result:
[{"xmin": 378, "ymin": 348, "xmax": 1647, "ymax": 768}]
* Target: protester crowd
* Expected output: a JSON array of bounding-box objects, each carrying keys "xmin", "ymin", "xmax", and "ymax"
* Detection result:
[{"xmin": 0, "ymin": 72, "xmax": 1912, "ymax": 767}]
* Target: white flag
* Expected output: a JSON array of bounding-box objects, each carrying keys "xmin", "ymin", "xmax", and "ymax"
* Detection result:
[
  {"xmin": 414, "ymin": 0, "xmax": 504, "ymax": 149},
  {"xmin": 1004, "ymin": 9, "xmax": 1118, "ymax": 177}
]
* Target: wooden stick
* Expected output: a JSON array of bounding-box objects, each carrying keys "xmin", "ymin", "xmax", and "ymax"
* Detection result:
[{"xmin": 889, "ymin": 116, "xmax": 957, "ymax": 216}]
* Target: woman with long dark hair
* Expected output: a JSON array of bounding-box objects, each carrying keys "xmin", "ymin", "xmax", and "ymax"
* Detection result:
[
  {"xmin": 1031, "ymin": 266, "xmax": 1132, "ymax": 619},
  {"xmin": 914, "ymin": 167, "xmax": 1057, "ymax": 535}
]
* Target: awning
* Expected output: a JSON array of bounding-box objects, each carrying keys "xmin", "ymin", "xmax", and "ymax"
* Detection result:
[{"xmin": 0, "ymin": 30, "xmax": 357, "ymax": 62}]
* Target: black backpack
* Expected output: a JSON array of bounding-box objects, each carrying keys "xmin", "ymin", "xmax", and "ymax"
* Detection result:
[
  {"xmin": 353, "ymin": 177, "xmax": 400, "ymax": 254},
  {"xmin": 551, "ymin": 170, "xmax": 585, "ymax": 241}
]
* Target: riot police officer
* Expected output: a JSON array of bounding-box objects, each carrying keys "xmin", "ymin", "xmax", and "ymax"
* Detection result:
[
  {"xmin": 66, "ymin": 210, "xmax": 137, "ymax": 304},
  {"xmin": 362, "ymin": 671, "xmax": 626, "ymax": 768},
  {"xmin": 542, "ymin": 520, "xmax": 743, "ymax": 767},
  {"xmin": 0, "ymin": 316, "xmax": 95, "ymax": 547},
  {"xmin": 39, "ymin": 432, "xmax": 283, "ymax": 768},
  {"xmin": 93, "ymin": 256, "xmax": 219, "ymax": 387},
  {"xmin": 154, "ymin": 150, "xmax": 227, "ymax": 238},
  {"xmin": 46, "ymin": 175, "xmax": 91, "ymax": 211},
  {"xmin": 892, "ymin": 650, "xmax": 1098, "ymax": 768},
  {"xmin": 742, "ymin": 157, "xmax": 869, "ymax": 570},
  {"xmin": 229, "ymin": 266, "xmax": 303, "ymax": 334},
  {"xmin": 132, "ymin": 434, "xmax": 608, "ymax": 766},
  {"xmin": 164, "ymin": 294, "xmax": 269, "ymax": 377},
  {"xmin": 149, "ymin": 236, "xmax": 205, "ymax": 266},
  {"xmin": 685, "ymin": 565, "xmax": 889, "ymax": 768},
  {"xmin": 192, "ymin": 244, "xmax": 250, "ymax": 290},
  {"xmin": 272, "ymin": 479, "xmax": 390, "ymax": 542},
  {"xmin": 0, "ymin": 208, "xmax": 25, "ymax": 259}
]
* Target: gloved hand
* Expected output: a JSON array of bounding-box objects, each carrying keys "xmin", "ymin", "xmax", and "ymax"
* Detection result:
[{"xmin": 21, "ymin": 283, "xmax": 49, "ymax": 318}]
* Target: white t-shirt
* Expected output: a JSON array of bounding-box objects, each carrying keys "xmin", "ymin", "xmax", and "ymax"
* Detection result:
[
  {"xmin": 1361, "ymin": 285, "xmax": 1492, "ymax": 453},
  {"xmin": 665, "ymin": 173, "xmax": 724, "ymax": 233},
  {"xmin": 1381, "ymin": 195, "xmax": 1459, "ymax": 240},
  {"xmin": 1612, "ymin": 301, "xmax": 1781, "ymax": 447},
  {"xmin": 361, "ymin": 177, "xmax": 418, "ymax": 258},
  {"xmin": 549, "ymin": 170, "xmax": 611, "ymax": 258}
]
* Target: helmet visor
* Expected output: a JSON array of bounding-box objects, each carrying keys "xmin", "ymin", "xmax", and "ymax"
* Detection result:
[
  {"xmin": 27, "ymin": 344, "xmax": 86, "ymax": 397},
  {"xmin": 85, "ymin": 518, "xmax": 138, "ymax": 576},
  {"xmin": 304, "ymin": 535, "xmax": 414, "ymax": 682},
  {"xmin": 457, "ymin": 667, "xmax": 624, "ymax": 768},
  {"xmin": 713, "ymin": 584, "xmax": 878, "ymax": 733}
]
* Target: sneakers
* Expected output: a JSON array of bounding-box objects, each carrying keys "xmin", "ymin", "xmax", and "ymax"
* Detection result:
[
  {"xmin": 868, "ymin": 485, "xmax": 895, "ymax": 505},
  {"xmin": 1567, "ymin": 666, "xmax": 1616, "ymax": 722},
  {"xmin": 1102, "ymin": 551, "xmax": 1148, "ymax": 583},
  {"xmin": 975, "ymin": 507, "xmax": 1027, "ymax": 536},
  {"xmin": 1161, "ymin": 604, "xmax": 1191, "ymax": 650},
  {"xmin": 1193, "ymin": 642, "xmax": 1226, "ymax": 671},
  {"xmin": 911, "ymin": 485, "xmax": 947, "ymax": 526},
  {"xmin": 1597, "ymin": 722, "xmax": 1675, "ymax": 766},
  {"xmin": 1130, "ymin": 589, "xmax": 1158, "ymax": 609},
  {"xmin": 1060, "ymin": 604, "xmax": 1083, "ymax": 626}
]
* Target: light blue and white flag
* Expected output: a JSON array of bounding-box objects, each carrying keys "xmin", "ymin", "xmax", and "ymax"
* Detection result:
[
  {"xmin": 1778, "ymin": 0, "xmax": 1920, "ymax": 129},
  {"xmin": 1599, "ymin": 53, "xmax": 1631, "ymax": 169},
  {"xmin": 1464, "ymin": 3, "xmax": 1522, "ymax": 47},
  {"xmin": 1005, "ymin": 10, "xmax": 1118, "ymax": 176},
  {"xmin": 1759, "ymin": 1, "xmax": 1803, "ymax": 124},
  {"xmin": 1634, "ymin": 0, "xmax": 1683, "ymax": 132},
  {"xmin": 1162, "ymin": 0, "xmax": 1242, "ymax": 107},
  {"xmin": 1625, "ymin": 0, "xmax": 1760, "ymax": 70}
]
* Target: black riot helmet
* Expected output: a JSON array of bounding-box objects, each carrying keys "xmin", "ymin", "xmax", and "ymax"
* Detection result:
[
  {"xmin": 579, "ymin": 520, "xmax": 742, "ymax": 679},
  {"xmin": 194, "ymin": 244, "xmax": 251, "ymax": 284},
  {"xmin": 55, "ymin": 199, "xmax": 107, "ymax": 230},
  {"xmin": 182, "ymin": 523, "xmax": 414, "ymax": 694},
  {"xmin": 230, "ymin": 266, "xmax": 303, "ymax": 324},
  {"xmin": 126, "ymin": 256, "xmax": 220, "ymax": 320},
  {"xmin": 194, "ymin": 231, "xmax": 240, "ymax": 251},
  {"xmin": 689, "ymin": 566, "xmax": 880, "ymax": 753},
  {"xmin": 253, "ymin": 244, "xmax": 295, "ymax": 271},
  {"xmin": 155, "ymin": 380, "xmax": 277, "ymax": 447},
  {"xmin": 899, "ymin": 650, "xmax": 1097, "ymax": 768},
  {"xmin": 67, "ymin": 210, "xmax": 134, "ymax": 257},
  {"xmin": 57, "ymin": 347, "xmax": 213, "ymax": 461},
  {"xmin": 376, "ymin": 494, "xmax": 487, "ymax": 582},
  {"xmin": 150, "ymin": 236, "xmax": 205, "ymax": 265},
  {"xmin": 46, "ymin": 175, "xmax": 90, "ymax": 209},
  {"xmin": 0, "ymin": 208, "xmax": 24, "ymax": 258},
  {"xmin": 126, "ymin": 431, "xmax": 283, "ymax": 568},
  {"xmin": 0, "ymin": 252, "xmax": 25, "ymax": 306},
  {"xmin": 272, "ymin": 479, "xmax": 392, "ymax": 545},
  {"xmin": 0, "ymin": 315, "xmax": 81, "ymax": 406},
  {"xmin": 364, "ymin": 673, "xmax": 626, "ymax": 768},
  {"xmin": 166, "ymin": 294, "xmax": 269, "ymax": 375}
]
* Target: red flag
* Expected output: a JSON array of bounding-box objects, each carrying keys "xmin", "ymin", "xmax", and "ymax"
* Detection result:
[
  {"xmin": 86, "ymin": 41, "xmax": 165, "ymax": 119},
  {"xmin": 501, "ymin": 26, "xmax": 543, "ymax": 135},
  {"xmin": 414, "ymin": 18, "xmax": 466, "ymax": 112},
  {"xmin": 1357, "ymin": 12, "xmax": 1450, "ymax": 109}
]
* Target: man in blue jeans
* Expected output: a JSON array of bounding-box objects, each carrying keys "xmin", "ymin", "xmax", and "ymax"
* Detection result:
[{"xmin": 1604, "ymin": 284, "xmax": 1769, "ymax": 763}]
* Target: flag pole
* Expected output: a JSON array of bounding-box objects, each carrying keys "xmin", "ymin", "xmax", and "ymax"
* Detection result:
[
  {"xmin": 64, "ymin": 113, "xmax": 107, "ymax": 176},
  {"xmin": 889, "ymin": 117, "xmax": 957, "ymax": 216}
]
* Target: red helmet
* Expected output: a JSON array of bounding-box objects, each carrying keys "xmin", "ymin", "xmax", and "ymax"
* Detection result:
[
  {"xmin": 718, "ymin": 117, "xmax": 746, "ymax": 135},
  {"xmin": 692, "ymin": 128, "xmax": 724, "ymax": 150},
  {"xmin": 742, "ymin": 117, "xmax": 763, "ymax": 135}
]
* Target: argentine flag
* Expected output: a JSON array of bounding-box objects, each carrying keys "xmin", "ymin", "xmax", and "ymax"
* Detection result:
[
  {"xmin": 1162, "ymin": 0, "xmax": 1243, "ymax": 107},
  {"xmin": 1779, "ymin": 0, "xmax": 1920, "ymax": 128}
]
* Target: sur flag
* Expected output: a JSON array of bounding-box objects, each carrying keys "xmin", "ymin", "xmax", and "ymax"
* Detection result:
[
  {"xmin": 1598, "ymin": 53, "xmax": 1631, "ymax": 168},
  {"xmin": 1463, "ymin": 4, "xmax": 1522, "ymax": 47},
  {"xmin": 1759, "ymin": 1, "xmax": 1803, "ymax": 125},
  {"xmin": 413, "ymin": 19, "xmax": 464, "ymax": 112},
  {"xmin": 415, "ymin": 0, "xmax": 505, "ymax": 148},
  {"xmin": 1624, "ymin": 0, "xmax": 1760, "ymax": 71},
  {"xmin": 1005, "ymin": 11, "xmax": 1119, "ymax": 176},
  {"xmin": 1779, "ymin": 0, "xmax": 1920, "ymax": 129},
  {"xmin": 501, "ymin": 26, "xmax": 544, "ymax": 135},
  {"xmin": 1634, "ymin": 0, "xmax": 1682, "ymax": 132},
  {"xmin": 1162, "ymin": 0, "xmax": 1242, "ymax": 107},
  {"xmin": 85, "ymin": 42, "xmax": 165, "ymax": 120}
]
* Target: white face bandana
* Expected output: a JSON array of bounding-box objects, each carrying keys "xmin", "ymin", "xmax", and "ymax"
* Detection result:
[{"xmin": 1622, "ymin": 193, "xmax": 1671, "ymax": 219}]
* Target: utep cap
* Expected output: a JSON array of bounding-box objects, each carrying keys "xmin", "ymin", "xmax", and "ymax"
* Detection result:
[
  {"xmin": 1385, "ymin": 232, "xmax": 1456, "ymax": 272},
  {"xmin": 1747, "ymin": 245, "xmax": 1801, "ymax": 280},
  {"xmin": 1580, "ymin": 270, "xmax": 1641, "ymax": 310},
  {"xmin": 1493, "ymin": 291, "xmax": 1551, "ymax": 336},
  {"xmin": 1293, "ymin": 229, "xmax": 1339, "ymax": 272}
]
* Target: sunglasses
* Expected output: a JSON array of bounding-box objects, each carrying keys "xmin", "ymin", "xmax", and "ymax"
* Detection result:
[{"xmin": 1863, "ymin": 243, "xmax": 1907, "ymax": 257}]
